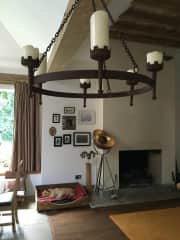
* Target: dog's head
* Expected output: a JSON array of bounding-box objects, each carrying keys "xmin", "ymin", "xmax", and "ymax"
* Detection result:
[{"xmin": 41, "ymin": 189, "xmax": 50, "ymax": 197}]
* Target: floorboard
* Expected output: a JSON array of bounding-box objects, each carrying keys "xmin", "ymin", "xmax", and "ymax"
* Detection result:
[{"xmin": 48, "ymin": 198, "xmax": 180, "ymax": 240}]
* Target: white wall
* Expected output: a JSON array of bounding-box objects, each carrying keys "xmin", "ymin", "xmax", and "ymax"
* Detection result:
[
  {"xmin": 40, "ymin": 81, "xmax": 103, "ymax": 186},
  {"xmin": 103, "ymin": 40, "xmax": 176, "ymax": 185},
  {"xmin": 0, "ymin": 21, "xmax": 25, "ymax": 74}
]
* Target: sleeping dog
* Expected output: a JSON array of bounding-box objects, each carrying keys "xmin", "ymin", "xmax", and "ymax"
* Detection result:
[{"xmin": 41, "ymin": 187, "xmax": 75, "ymax": 199}]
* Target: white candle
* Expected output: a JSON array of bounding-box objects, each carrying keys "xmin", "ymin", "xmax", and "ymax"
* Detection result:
[
  {"xmin": 22, "ymin": 45, "xmax": 39, "ymax": 59},
  {"xmin": 37, "ymin": 53, "xmax": 47, "ymax": 75},
  {"xmin": 22, "ymin": 45, "xmax": 34, "ymax": 58},
  {"xmin": 32, "ymin": 47, "xmax": 39, "ymax": 60},
  {"xmin": 80, "ymin": 79, "xmax": 90, "ymax": 84},
  {"xmin": 146, "ymin": 51, "xmax": 163, "ymax": 65},
  {"xmin": 90, "ymin": 10, "xmax": 109, "ymax": 50},
  {"xmin": 127, "ymin": 69, "xmax": 134, "ymax": 73}
]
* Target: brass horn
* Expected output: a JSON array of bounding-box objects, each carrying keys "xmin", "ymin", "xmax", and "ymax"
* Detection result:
[{"xmin": 93, "ymin": 129, "xmax": 115, "ymax": 150}]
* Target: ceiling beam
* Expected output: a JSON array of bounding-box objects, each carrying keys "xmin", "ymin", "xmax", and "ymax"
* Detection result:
[
  {"xmin": 135, "ymin": 0, "xmax": 180, "ymax": 11},
  {"xmin": 111, "ymin": 22, "xmax": 180, "ymax": 41},
  {"xmin": 110, "ymin": 30, "xmax": 180, "ymax": 48},
  {"xmin": 133, "ymin": 0, "xmax": 180, "ymax": 17},
  {"xmin": 110, "ymin": 0, "xmax": 180, "ymax": 48},
  {"xmin": 117, "ymin": 9, "xmax": 180, "ymax": 29}
]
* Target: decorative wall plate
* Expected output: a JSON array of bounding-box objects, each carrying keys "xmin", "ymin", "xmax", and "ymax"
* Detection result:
[{"xmin": 49, "ymin": 127, "xmax": 57, "ymax": 136}]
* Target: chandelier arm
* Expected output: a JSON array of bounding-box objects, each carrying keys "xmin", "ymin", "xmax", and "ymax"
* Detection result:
[
  {"xmin": 92, "ymin": 0, "xmax": 96, "ymax": 12},
  {"xmin": 152, "ymin": 71, "xmax": 157, "ymax": 100},
  {"xmin": 130, "ymin": 85, "xmax": 134, "ymax": 106},
  {"xmin": 98, "ymin": 61, "xmax": 104, "ymax": 94},
  {"xmin": 83, "ymin": 85, "xmax": 87, "ymax": 107},
  {"xmin": 28, "ymin": 66, "xmax": 34, "ymax": 98},
  {"xmin": 32, "ymin": 85, "xmax": 152, "ymax": 99},
  {"xmin": 104, "ymin": 63, "xmax": 111, "ymax": 92}
]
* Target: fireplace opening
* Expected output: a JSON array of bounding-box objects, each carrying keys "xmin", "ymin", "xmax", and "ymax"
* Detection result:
[{"xmin": 119, "ymin": 150, "xmax": 161, "ymax": 188}]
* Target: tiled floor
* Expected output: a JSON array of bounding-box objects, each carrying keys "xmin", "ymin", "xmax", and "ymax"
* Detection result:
[{"xmin": 0, "ymin": 203, "xmax": 52, "ymax": 240}]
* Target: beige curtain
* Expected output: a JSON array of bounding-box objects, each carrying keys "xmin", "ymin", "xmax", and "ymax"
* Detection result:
[{"xmin": 11, "ymin": 82, "xmax": 41, "ymax": 173}]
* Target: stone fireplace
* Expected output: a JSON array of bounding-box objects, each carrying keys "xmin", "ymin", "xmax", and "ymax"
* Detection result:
[{"xmin": 119, "ymin": 149, "xmax": 161, "ymax": 188}]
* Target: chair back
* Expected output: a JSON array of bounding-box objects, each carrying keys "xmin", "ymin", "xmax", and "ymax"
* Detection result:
[{"xmin": 12, "ymin": 160, "xmax": 24, "ymax": 203}]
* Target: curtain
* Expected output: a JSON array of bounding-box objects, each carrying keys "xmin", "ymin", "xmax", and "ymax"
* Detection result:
[{"xmin": 11, "ymin": 82, "xmax": 41, "ymax": 173}]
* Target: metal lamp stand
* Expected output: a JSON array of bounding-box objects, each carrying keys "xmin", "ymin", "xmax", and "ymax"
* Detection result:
[{"xmin": 94, "ymin": 151, "xmax": 116, "ymax": 192}]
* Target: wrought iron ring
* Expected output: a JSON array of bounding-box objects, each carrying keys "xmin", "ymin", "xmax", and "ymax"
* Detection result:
[{"xmin": 33, "ymin": 70, "xmax": 154, "ymax": 98}]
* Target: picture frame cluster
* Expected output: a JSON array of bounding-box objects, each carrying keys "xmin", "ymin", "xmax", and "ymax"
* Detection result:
[
  {"xmin": 54, "ymin": 132, "xmax": 91, "ymax": 147},
  {"xmin": 50, "ymin": 106, "xmax": 95, "ymax": 147},
  {"xmin": 54, "ymin": 134, "xmax": 72, "ymax": 147}
]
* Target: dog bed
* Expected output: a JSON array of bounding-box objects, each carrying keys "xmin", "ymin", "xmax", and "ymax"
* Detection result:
[{"xmin": 35, "ymin": 182, "xmax": 89, "ymax": 212}]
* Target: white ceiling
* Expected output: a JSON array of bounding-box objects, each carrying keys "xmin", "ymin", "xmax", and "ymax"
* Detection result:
[
  {"xmin": 0, "ymin": 0, "xmax": 68, "ymax": 74},
  {"xmin": 0, "ymin": 0, "xmax": 132, "ymax": 75}
]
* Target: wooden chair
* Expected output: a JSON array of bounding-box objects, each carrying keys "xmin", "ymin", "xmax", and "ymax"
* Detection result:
[
  {"xmin": 4, "ymin": 168, "xmax": 26, "ymax": 203},
  {"xmin": 0, "ymin": 160, "xmax": 23, "ymax": 232}
]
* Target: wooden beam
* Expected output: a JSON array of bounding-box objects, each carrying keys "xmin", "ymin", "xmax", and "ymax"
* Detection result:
[
  {"xmin": 111, "ymin": 21, "xmax": 180, "ymax": 41},
  {"xmin": 110, "ymin": 31, "xmax": 180, "ymax": 48},
  {"xmin": 118, "ymin": 9, "xmax": 180, "ymax": 28},
  {"xmin": 133, "ymin": 0, "xmax": 180, "ymax": 17},
  {"xmin": 135, "ymin": 0, "xmax": 180, "ymax": 12},
  {"xmin": 111, "ymin": 1, "xmax": 180, "ymax": 48}
]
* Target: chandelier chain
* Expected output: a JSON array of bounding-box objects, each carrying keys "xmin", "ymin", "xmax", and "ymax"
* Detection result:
[
  {"xmin": 100, "ymin": 0, "xmax": 139, "ymax": 72},
  {"xmin": 39, "ymin": 0, "xmax": 80, "ymax": 65},
  {"xmin": 121, "ymin": 38, "xmax": 139, "ymax": 72}
]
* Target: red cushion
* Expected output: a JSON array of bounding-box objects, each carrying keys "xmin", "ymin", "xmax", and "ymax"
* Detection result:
[
  {"xmin": 38, "ymin": 196, "xmax": 58, "ymax": 202},
  {"xmin": 38, "ymin": 183, "xmax": 87, "ymax": 202},
  {"xmin": 71, "ymin": 183, "xmax": 87, "ymax": 200}
]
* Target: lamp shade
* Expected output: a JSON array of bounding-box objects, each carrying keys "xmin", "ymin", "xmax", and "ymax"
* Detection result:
[
  {"xmin": 90, "ymin": 10, "xmax": 109, "ymax": 50},
  {"xmin": 93, "ymin": 129, "xmax": 115, "ymax": 150}
]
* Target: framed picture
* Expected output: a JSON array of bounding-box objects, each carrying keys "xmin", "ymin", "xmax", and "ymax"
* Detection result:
[
  {"xmin": 52, "ymin": 113, "xmax": 60, "ymax": 123},
  {"xmin": 78, "ymin": 110, "xmax": 96, "ymax": 125},
  {"xmin": 64, "ymin": 106, "xmax": 75, "ymax": 114},
  {"xmin": 54, "ymin": 136, "xmax": 62, "ymax": 147},
  {"xmin": 73, "ymin": 132, "xmax": 91, "ymax": 146},
  {"xmin": 62, "ymin": 116, "xmax": 76, "ymax": 130},
  {"xmin": 63, "ymin": 134, "xmax": 72, "ymax": 144}
]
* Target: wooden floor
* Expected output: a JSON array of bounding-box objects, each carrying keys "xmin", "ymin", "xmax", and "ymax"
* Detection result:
[
  {"xmin": 48, "ymin": 207, "xmax": 127, "ymax": 240},
  {"xmin": 48, "ymin": 199, "xmax": 180, "ymax": 240}
]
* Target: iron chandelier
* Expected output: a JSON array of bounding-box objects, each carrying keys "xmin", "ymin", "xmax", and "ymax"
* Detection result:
[{"xmin": 21, "ymin": 0, "xmax": 165, "ymax": 107}]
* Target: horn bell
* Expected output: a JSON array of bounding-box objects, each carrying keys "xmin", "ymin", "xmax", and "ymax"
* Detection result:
[{"xmin": 93, "ymin": 129, "xmax": 115, "ymax": 150}]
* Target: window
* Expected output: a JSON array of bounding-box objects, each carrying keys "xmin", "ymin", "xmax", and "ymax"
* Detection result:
[{"xmin": 0, "ymin": 85, "xmax": 14, "ymax": 173}]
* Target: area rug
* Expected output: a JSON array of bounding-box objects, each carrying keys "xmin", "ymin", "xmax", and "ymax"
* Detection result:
[{"xmin": 110, "ymin": 207, "xmax": 180, "ymax": 240}]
